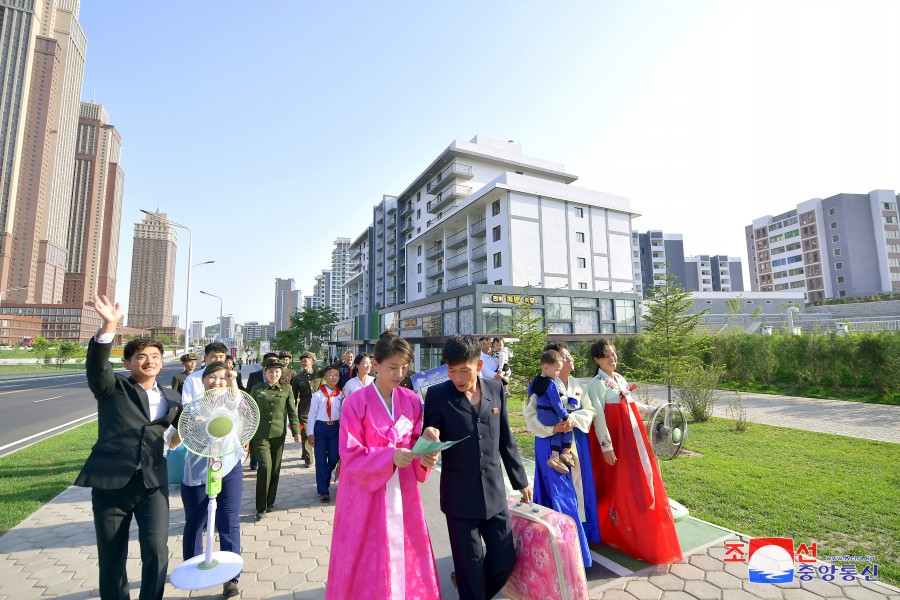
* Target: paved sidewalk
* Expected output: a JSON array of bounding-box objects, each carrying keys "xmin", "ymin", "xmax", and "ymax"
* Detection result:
[
  {"xmin": 640, "ymin": 384, "xmax": 900, "ymax": 444},
  {"xmin": 1, "ymin": 440, "xmax": 898, "ymax": 599}
]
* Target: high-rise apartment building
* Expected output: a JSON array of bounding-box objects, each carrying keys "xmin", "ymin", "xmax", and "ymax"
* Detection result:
[
  {"xmin": 310, "ymin": 271, "xmax": 330, "ymax": 308},
  {"xmin": 1, "ymin": 0, "xmax": 87, "ymax": 303},
  {"xmin": 190, "ymin": 320, "xmax": 204, "ymax": 345},
  {"xmin": 746, "ymin": 190, "xmax": 900, "ymax": 302},
  {"xmin": 633, "ymin": 230, "xmax": 743, "ymax": 296},
  {"xmin": 330, "ymin": 237, "xmax": 351, "ymax": 318},
  {"xmin": 63, "ymin": 102, "xmax": 123, "ymax": 305},
  {"xmin": 221, "ymin": 315, "xmax": 235, "ymax": 342},
  {"xmin": 127, "ymin": 211, "xmax": 177, "ymax": 328},
  {"xmin": 331, "ymin": 136, "xmax": 643, "ymax": 367},
  {"xmin": 274, "ymin": 278, "xmax": 301, "ymax": 332}
]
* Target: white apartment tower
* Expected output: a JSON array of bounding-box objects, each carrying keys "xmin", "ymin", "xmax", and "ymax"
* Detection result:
[
  {"xmin": 746, "ymin": 190, "xmax": 900, "ymax": 302},
  {"xmin": 330, "ymin": 237, "xmax": 351, "ymax": 317}
]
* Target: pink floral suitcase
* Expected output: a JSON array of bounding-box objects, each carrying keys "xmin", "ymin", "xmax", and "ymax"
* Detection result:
[{"xmin": 502, "ymin": 498, "xmax": 590, "ymax": 600}]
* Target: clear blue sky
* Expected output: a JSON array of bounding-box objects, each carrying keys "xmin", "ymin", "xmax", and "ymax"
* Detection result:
[{"xmin": 78, "ymin": 0, "xmax": 900, "ymax": 327}]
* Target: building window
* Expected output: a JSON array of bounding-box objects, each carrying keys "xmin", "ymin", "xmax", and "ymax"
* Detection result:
[
  {"xmin": 838, "ymin": 290, "xmax": 846, "ymax": 298},
  {"xmin": 828, "ymin": 207, "xmax": 836, "ymax": 216},
  {"xmin": 578, "ymin": 282, "xmax": 587, "ymax": 289},
  {"xmin": 417, "ymin": 192, "xmax": 421, "ymax": 202},
  {"xmin": 417, "ymin": 282, "xmax": 422, "ymax": 292},
  {"xmin": 835, "ymin": 262, "xmax": 843, "ymax": 269},
  {"xmin": 493, "ymin": 252, "xmax": 502, "ymax": 268},
  {"xmin": 837, "ymin": 276, "xmax": 845, "ymax": 283},
  {"xmin": 577, "ymin": 257, "xmax": 586, "ymax": 268},
  {"xmin": 576, "ymin": 232, "xmax": 585, "ymax": 243},
  {"xmin": 494, "ymin": 279, "xmax": 503, "ymax": 285},
  {"xmin": 492, "ymin": 200, "xmax": 501, "ymax": 216},
  {"xmin": 493, "ymin": 226, "xmax": 501, "ymax": 242},
  {"xmin": 417, "ymin": 209, "xmax": 421, "ymax": 219},
  {"xmin": 832, "ymin": 235, "xmax": 839, "ymax": 243},
  {"xmin": 417, "ymin": 263, "xmax": 422, "ymax": 274},
  {"xmin": 830, "ymin": 221, "xmax": 838, "ymax": 229},
  {"xmin": 575, "ymin": 207, "xmax": 584, "ymax": 218},
  {"xmin": 834, "ymin": 248, "xmax": 841, "ymax": 256},
  {"xmin": 418, "ymin": 245, "xmax": 422, "ymax": 256}
]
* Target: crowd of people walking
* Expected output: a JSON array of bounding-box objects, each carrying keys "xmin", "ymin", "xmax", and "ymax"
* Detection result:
[{"xmin": 78, "ymin": 295, "xmax": 682, "ymax": 600}]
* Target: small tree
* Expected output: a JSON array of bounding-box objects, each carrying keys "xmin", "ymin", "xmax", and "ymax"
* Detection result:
[
  {"xmin": 503, "ymin": 291, "xmax": 547, "ymax": 391},
  {"xmin": 725, "ymin": 295, "xmax": 743, "ymax": 319},
  {"xmin": 33, "ymin": 336, "xmax": 52, "ymax": 364},
  {"xmin": 638, "ymin": 271, "xmax": 711, "ymax": 403},
  {"xmin": 276, "ymin": 306, "xmax": 339, "ymax": 358},
  {"xmin": 55, "ymin": 341, "xmax": 83, "ymax": 368}
]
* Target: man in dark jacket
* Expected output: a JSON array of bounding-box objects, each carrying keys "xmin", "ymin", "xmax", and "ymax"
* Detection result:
[
  {"xmin": 423, "ymin": 335, "xmax": 531, "ymax": 600},
  {"xmin": 75, "ymin": 295, "xmax": 181, "ymax": 600}
]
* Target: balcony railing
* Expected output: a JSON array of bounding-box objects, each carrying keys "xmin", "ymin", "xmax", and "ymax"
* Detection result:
[
  {"xmin": 400, "ymin": 218, "xmax": 413, "ymax": 233},
  {"xmin": 427, "ymin": 184, "xmax": 473, "ymax": 214},
  {"xmin": 447, "ymin": 274, "xmax": 469, "ymax": 291},
  {"xmin": 426, "ymin": 263, "xmax": 443, "ymax": 279},
  {"xmin": 426, "ymin": 162, "xmax": 474, "ymax": 195},
  {"xmin": 387, "ymin": 263, "xmax": 396, "ymax": 275},
  {"xmin": 472, "ymin": 268, "xmax": 487, "ymax": 284},
  {"xmin": 387, "ymin": 247, "xmax": 397, "ymax": 260},
  {"xmin": 399, "ymin": 202, "xmax": 413, "ymax": 217},
  {"xmin": 470, "ymin": 219, "xmax": 486, "ymax": 237},
  {"xmin": 446, "ymin": 228, "xmax": 468, "ymax": 249},
  {"xmin": 387, "ymin": 278, "xmax": 397, "ymax": 290},
  {"xmin": 447, "ymin": 251, "xmax": 468, "ymax": 270},
  {"xmin": 386, "ymin": 218, "xmax": 396, "ymax": 230},
  {"xmin": 426, "ymin": 242, "xmax": 444, "ymax": 260},
  {"xmin": 427, "ymin": 283, "xmax": 444, "ymax": 295},
  {"xmin": 471, "ymin": 243, "xmax": 487, "ymax": 260},
  {"xmin": 387, "ymin": 204, "xmax": 396, "ymax": 215},
  {"xmin": 387, "ymin": 232, "xmax": 396, "ymax": 245}
]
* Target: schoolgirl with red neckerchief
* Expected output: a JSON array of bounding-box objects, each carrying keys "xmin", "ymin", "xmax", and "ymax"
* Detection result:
[
  {"xmin": 584, "ymin": 338, "xmax": 683, "ymax": 565},
  {"xmin": 308, "ymin": 365, "xmax": 345, "ymax": 503}
]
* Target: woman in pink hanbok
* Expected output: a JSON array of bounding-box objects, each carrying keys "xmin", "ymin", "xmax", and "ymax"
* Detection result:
[{"xmin": 326, "ymin": 332, "xmax": 441, "ymax": 600}]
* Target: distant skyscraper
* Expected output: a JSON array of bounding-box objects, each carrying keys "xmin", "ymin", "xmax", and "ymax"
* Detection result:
[
  {"xmin": 190, "ymin": 320, "xmax": 204, "ymax": 345},
  {"xmin": 311, "ymin": 271, "xmax": 330, "ymax": 308},
  {"xmin": 330, "ymin": 237, "xmax": 351, "ymax": 318},
  {"xmin": 127, "ymin": 211, "xmax": 177, "ymax": 328},
  {"xmin": 0, "ymin": 0, "xmax": 87, "ymax": 303},
  {"xmin": 221, "ymin": 315, "xmax": 235, "ymax": 342},
  {"xmin": 274, "ymin": 278, "xmax": 301, "ymax": 332},
  {"xmin": 63, "ymin": 102, "xmax": 124, "ymax": 305}
]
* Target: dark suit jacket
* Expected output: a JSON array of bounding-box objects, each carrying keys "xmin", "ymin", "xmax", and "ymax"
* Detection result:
[
  {"xmin": 75, "ymin": 339, "xmax": 180, "ymax": 491},
  {"xmin": 423, "ymin": 376, "xmax": 529, "ymax": 520}
]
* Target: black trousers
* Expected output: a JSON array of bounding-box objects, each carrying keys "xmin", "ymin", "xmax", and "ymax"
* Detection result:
[
  {"xmin": 446, "ymin": 510, "xmax": 517, "ymax": 600},
  {"xmin": 91, "ymin": 471, "xmax": 169, "ymax": 600}
]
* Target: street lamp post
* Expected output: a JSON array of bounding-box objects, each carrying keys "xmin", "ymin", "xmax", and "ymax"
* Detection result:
[
  {"xmin": 200, "ymin": 290, "xmax": 223, "ymax": 343},
  {"xmin": 140, "ymin": 210, "xmax": 213, "ymax": 356}
]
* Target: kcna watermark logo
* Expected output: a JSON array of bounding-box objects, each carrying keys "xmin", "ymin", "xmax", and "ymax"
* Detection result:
[{"xmin": 724, "ymin": 538, "xmax": 878, "ymax": 584}]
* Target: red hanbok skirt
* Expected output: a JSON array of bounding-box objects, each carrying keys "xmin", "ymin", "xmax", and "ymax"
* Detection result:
[{"xmin": 588, "ymin": 402, "xmax": 683, "ymax": 565}]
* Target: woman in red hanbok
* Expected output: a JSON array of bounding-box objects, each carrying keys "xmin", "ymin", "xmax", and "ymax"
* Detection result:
[
  {"xmin": 326, "ymin": 333, "xmax": 441, "ymax": 600},
  {"xmin": 584, "ymin": 339, "xmax": 682, "ymax": 565}
]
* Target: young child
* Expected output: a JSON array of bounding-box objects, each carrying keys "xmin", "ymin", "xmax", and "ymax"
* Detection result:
[
  {"xmin": 528, "ymin": 350, "xmax": 576, "ymax": 474},
  {"xmin": 307, "ymin": 365, "xmax": 344, "ymax": 503}
]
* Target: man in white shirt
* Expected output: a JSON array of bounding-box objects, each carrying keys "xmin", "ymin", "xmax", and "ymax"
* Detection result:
[
  {"xmin": 181, "ymin": 342, "xmax": 229, "ymax": 404},
  {"xmin": 479, "ymin": 337, "xmax": 499, "ymax": 380}
]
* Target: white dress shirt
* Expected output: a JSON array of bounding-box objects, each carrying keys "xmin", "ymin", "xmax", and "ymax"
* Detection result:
[
  {"xmin": 308, "ymin": 386, "xmax": 345, "ymax": 432},
  {"xmin": 181, "ymin": 370, "xmax": 205, "ymax": 404},
  {"xmin": 95, "ymin": 330, "xmax": 168, "ymax": 421},
  {"xmin": 480, "ymin": 352, "xmax": 499, "ymax": 379}
]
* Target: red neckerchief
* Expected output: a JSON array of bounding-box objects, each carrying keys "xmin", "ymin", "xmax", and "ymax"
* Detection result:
[{"xmin": 321, "ymin": 385, "xmax": 341, "ymax": 419}]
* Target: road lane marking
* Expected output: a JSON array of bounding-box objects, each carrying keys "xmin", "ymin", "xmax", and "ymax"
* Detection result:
[
  {"xmin": 0, "ymin": 382, "xmax": 75, "ymax": 395},
  {"xmin": 33, "ymin": 395, "xmax": 62, "ymax": 403},
  {"xmin": 0, "ymin": 413, "xmax": 98, "ymax": 452}
]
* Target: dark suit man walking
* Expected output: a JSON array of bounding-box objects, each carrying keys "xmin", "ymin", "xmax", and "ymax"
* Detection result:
[
  {"xmin": 75, "ymin": 295, "xmax": 181, "ymax": 600},
  {"xmin": 423, "ymin": 335, "xmax": 532, "ymax": 600}
]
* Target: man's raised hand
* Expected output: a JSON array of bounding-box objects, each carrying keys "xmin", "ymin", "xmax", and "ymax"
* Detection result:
[{"xmin": 92, "ymin": 295, "xmax": 122, "ymax": 333}]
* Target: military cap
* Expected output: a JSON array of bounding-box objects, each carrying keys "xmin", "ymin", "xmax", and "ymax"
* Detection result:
[
  {"xmin": 299, "ymin": 351, "xmax": 316, "ymax": 361},
  {"xmin": 278, "ymin": 350, "xmax": 292, "ymax": 359},
  {"xmin": 180, "ymin": 353, "xmax": 198, "ymax": 362},
  {"xmin": 262, "ymin": 357, "xmax": 285, "ymax": 370}
]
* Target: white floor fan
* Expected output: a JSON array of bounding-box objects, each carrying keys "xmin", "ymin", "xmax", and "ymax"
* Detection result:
[{"xmin": 170, "ymin": 387, "xmax": 260, "ymax": 590}]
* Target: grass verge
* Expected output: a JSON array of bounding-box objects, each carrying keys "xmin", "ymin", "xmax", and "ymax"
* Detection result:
[
  {"xmin": 0, "ymin": 364, "xmax": 86, "ymax": 376},
  {"xmin": 0, "ymin": 421, "xmax": 97, "ymax": 535}
]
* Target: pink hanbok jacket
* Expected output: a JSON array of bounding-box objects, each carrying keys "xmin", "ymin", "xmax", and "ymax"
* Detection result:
[{"xmin": 326, "ymin": 384, "xmax": 441, "ymax": 600}]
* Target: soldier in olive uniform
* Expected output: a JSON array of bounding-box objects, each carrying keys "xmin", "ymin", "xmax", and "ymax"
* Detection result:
[
  {"xmin": 171, "ymin": 353, "xmax": 197, "ymax": 394},
  {"xmin": 278, "ymin": 351, "xmax": 297, "ymax": 387},
  {"xmin": 249, "ymin": 358, "xmax": 300, "ymax": 520},
  {"xmin": 290, "ymin": 351, "xmax": 319, "ymax": 468}
]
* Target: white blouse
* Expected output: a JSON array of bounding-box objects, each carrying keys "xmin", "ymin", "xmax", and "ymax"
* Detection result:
[{"xmin": 342, "ymin": 376, "xmax": 374, "ymax": 397}]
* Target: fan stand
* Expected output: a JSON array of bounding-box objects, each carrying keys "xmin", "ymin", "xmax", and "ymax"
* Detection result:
[{"xmin": 170, "ymin": 455, "xmax": 244, "ymax": 589}]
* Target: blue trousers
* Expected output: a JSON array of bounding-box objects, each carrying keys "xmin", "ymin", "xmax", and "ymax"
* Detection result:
[
  {"xmin": 314, "ymin": 421, "xmax": 340, "ymax": 494},
  {"xmin": 180, "ymin": 463, "xmax": 243, "ymax": 577}
]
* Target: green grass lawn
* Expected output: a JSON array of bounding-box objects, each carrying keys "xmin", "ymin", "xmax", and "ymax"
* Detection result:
[
  {"xmin": 658, "ymin": 418, "xmax": 899, "ymax": 585},
  {"xmin": 0, "ymin": 363, "xmax": 86, "ymax": 376},
  {"xmin": 0, "ymin": 422, "xmax": 97, "ymax": 535},
  {"xmin": 716, "ymin": 380, "xmax": 899, "ymax": 406}
]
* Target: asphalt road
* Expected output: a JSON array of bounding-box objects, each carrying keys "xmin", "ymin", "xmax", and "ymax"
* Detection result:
[{"xmin": 0, "ymin": 360, "xmax": 187, "ymax": 457}]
